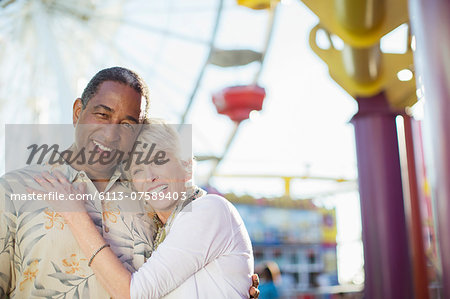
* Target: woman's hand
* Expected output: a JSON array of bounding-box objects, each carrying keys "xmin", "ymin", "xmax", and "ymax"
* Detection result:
[
  {"xmin": 28, "ymin": 170, "xmax": 87, "ymax": 218},
  {"xmin": 29, "ymin": 170, "xmax": 132, "ymax": 299},
  {"xmin": 249, "ymin": 274, "xmax": 260, "ymax": 298}
]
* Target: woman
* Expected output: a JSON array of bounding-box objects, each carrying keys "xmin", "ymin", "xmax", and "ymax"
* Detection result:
[{"xmin": 32, "ymin": 120, "xmax": 254, "ymax": 298}]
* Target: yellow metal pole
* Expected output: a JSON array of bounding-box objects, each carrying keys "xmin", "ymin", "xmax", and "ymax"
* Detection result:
[
  {"xmin": 283, "ymin": 177, "xmax": 292, "ymax": 197},
  {"xmin": 342, "ymin": 43, "xmax": 381, "ymax": 84},
  {"xmin": 335, "ymin": 0, "xmax": 385, "ymax": 33}
]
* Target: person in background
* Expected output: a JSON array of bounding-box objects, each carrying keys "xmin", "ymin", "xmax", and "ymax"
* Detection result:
[{"xmin": 257, "ymin": 261, "xmax": 280, "ymax": 299}]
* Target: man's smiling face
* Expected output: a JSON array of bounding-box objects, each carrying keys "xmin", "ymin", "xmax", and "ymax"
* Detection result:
[{"xmin": 72, "ymin": 81, "xmax": 146, "ymax": 176}]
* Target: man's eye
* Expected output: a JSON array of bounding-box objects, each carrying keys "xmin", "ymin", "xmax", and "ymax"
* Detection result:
[
  {"xmin": 96, "ymin": 113, "xmax": 108, "ymax": 118},
  {"xmin": 122, "ymin": 123, "xmax": 134, "ymax": 130}
]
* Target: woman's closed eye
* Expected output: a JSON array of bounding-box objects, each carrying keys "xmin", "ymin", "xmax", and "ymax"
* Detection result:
[{"xmin": 132, "ymin": 169, "xmax": 143, "ymax": 176}]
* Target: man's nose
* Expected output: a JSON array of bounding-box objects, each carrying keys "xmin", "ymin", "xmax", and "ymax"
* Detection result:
[{"xmin": 102, "ymin": 124, "xmax": 120, "ymax": 143}]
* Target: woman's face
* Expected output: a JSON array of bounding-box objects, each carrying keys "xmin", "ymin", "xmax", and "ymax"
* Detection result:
[{"xmin": 130, "ymin": 152, "xmax": 188, "ymax": 212}]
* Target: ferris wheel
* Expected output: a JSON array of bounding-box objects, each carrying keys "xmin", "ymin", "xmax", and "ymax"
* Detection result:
[{"xmin": 0, "ymin": 0, "xmax": 280, "ymax": 185}]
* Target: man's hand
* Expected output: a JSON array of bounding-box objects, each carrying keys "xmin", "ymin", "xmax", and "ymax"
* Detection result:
[{"xmin": 249, "ymin": 274, "xmax": 260, "ymax": 298}]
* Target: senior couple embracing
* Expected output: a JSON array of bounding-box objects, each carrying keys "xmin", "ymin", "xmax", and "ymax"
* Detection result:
[{"xmin": 0, "ymin": 67, "xmax": 259, "ymax": 299}]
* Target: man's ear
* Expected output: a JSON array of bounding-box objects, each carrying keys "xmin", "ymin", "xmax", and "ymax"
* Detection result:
[{"xmin": 73, "ymin": 98, "xmax": 83, "ymax": 126}]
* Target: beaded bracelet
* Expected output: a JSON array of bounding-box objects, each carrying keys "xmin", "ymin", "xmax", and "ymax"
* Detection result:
[{"xmin": 88, "ymin": 244, "xmax": 110, "ymax": 267}]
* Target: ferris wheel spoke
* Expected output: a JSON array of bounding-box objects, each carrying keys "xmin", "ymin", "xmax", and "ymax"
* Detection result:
[
  {"xmin": 143, "ymin": 61, "xmax": 192, "ymax": 96},
  {"xmin": 48, "ymin": 1, "xmax": 98, "ymax": 21},
  {"xmin": 91, "ymin": 32, "xmax": 191, "ymax": 99},
  {"xmin": 9, "ymin": 6, "xmax": 28, "ymax": 43},
  {"xmin": 4, "ymin": 46, "xmax": 29, "ymax": 101},
  {"xmin": 149, "ymin": 68, "xmax": 190, "ymax": 96},
  {"xmin": 86, "ymin": 24, "xmax": 197, "ymax": 96},
  {"xmin": 0, "ymin": 11, "xmax": 20, "ymax": 35},
  {"xmin": 179, "ymin": 0, "xmax": 224, "ymax": 125},
  {"xmin": 151, "ymin": 56, "xmax": 198, "ymax": 84},
  {"xmin": 61, "ymin": 16, "xmax": 127, "ymax": 68},
  {"xmin": 122, "ymin": 5, "xmax": 232, "ymax": 13},
  {"xmin": 123, "ymin": 0, "xmax": 226, "ymax": 13},
  {"xmin": 97, "ymin": 16, "xmax": 210, "ymax": 46},
  {"xmin": 0, "ymin": 0, "xmax": 18, "ymax": 9}
]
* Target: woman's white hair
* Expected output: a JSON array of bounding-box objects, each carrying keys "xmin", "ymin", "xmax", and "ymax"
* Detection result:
[
  {"xmin": 138, "ymin": 118, "xmax": 184, "ymax": 163},
  {"xmin": 123, "ymin": 118, "xmax": 193, "ymax": 186}
]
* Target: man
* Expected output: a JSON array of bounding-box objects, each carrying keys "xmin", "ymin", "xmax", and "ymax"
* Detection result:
[{"xmin": 0, "ymin": 67, "xmax": 259, "ymax": 298}]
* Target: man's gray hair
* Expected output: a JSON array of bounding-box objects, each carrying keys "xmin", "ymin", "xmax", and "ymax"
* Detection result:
[{"xmin": 81, "ymin": 66, "xmax": 150, "ymax": 119}]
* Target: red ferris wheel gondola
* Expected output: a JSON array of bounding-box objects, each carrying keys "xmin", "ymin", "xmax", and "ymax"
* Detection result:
[{"xmin": 212, "ymin": 85, "xmax": 266, "ymax": 122}]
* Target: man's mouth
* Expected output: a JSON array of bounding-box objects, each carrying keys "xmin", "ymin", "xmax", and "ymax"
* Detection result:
[
  {"xmin": 93, "ymin": 140, "xmax": 113, "ymax": 152},
  {"xmin": 148, "ymin": 184, "xmax": 168, "ymax": 194}
]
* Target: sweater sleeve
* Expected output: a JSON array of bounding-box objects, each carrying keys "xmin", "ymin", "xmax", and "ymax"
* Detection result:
[{"xmin": 130, "ymin": 195, "xmax": 233, "ymax": 299}]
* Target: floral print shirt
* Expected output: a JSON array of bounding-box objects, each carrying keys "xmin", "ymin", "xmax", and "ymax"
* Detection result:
[{"xmin": 0, "ymin": 160, "xmax": 154, "ymax": 299}]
